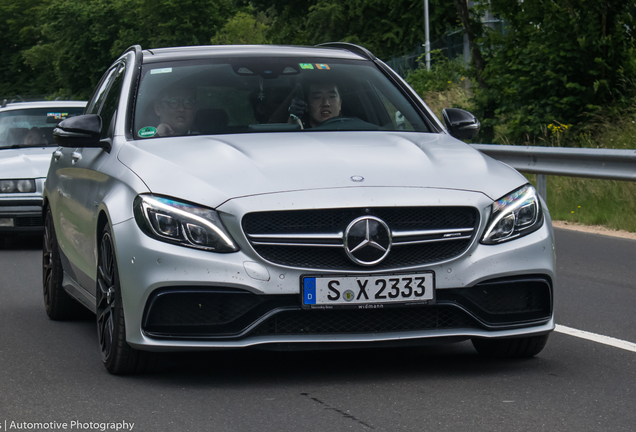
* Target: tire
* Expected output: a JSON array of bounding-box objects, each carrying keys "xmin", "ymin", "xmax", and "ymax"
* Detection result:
[
  {"xmin": 471, "ymin": 334, "xmax": 550, "ymax": 359},
  {"xmin": 96, "ymin": 223, "xmax": 157, "ymax": 374},
  {"xmin": 43, "ymin": 208, "xmax": 83, "ymax": 320}
]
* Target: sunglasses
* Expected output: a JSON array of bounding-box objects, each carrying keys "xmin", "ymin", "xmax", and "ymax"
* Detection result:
[{"xmin": 161, "ymin": 97, "xmax": 196, "ymax": 109}]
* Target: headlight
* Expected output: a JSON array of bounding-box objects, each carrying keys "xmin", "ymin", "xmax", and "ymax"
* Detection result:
[
  {"xmin": 0, "ymin": 179, "xmax": 36, "ymax": 193},
  {"xmin": 133, "ymin": 195, "xmax": 239, "ymax": 253},
  {"xmin": 481, "ymin": 184, "xmax": 543, "ymax": 244}
]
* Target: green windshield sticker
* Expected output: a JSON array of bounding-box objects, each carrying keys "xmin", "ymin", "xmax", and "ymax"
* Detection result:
[
  {"xmin": 299, "ymin": 63, "xmax": 314, "ymax": 70},
  {"xmin": 138, "ymin": 126, "xmax": 157, "ymax": 138},
  {"xmin": 150, "ymin": 68, "xmax": 172, "ymax": 75}
]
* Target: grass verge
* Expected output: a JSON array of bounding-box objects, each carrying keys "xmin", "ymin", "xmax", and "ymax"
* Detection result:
[
  {"xmin": 526, "ymin": 174, "xmax": 636, "ymax": 233},
  {"xmin": 412, "ymin": 85, "xmax": 636, "ymax": 233}
]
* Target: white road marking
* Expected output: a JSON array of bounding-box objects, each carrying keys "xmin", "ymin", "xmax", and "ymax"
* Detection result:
[{"xmin": 555, "ymin": 324, "xmax": 636, "ymax": 352}]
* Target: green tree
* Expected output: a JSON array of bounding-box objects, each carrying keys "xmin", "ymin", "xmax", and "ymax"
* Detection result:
[
  {"xmin": 474, "ymin": 0, "xmax": 636, "ymax": 142},
  {"xmin": 211, "ymin": 9, "xmax": 271, "ymax": 45},
  {"xmin": 0, "ymin": 0, "xmax": 55, "ymax": 99},
  {"xmin": 250, "ymin": 0, "xmax": 458, "ymax": 59},
  {"xmin": 23, "ymin": 0, "xmax": 126, "ymax": 98},
  {"xmin": 21, "ymin": 0, "xmax": 235, "ymax": 99}
]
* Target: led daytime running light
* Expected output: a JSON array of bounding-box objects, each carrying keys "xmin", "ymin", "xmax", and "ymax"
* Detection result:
[
  {"xmin": 482, "ymin": 185, "xmax": 542, "ymax": 244},
  {"xmin": 135, "ymin": 195, "xmax": 238, "ymax": 252}
]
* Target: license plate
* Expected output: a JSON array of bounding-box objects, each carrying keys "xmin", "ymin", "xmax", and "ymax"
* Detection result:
[{"xmin": 302, "ymin": 272, "xmax": 435, "ymax": 309}]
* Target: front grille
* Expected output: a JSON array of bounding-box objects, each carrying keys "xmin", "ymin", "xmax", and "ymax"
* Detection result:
[
  {"xmin": 251, "ymin": 306, "xmax": 477, "ymax": 335},
  {"xmin": 252, "ymin": 241, "xmax": 472, "ymax": 270},
  {"xmin": 243, "ymin": 207, "xmax": 477, "ymax": 234},
  {"xmin": 15, "ymin": 216, "xmax": 43, "ymax": 227},
  {"xmin": 243, "ymin": 207, "xmax": 479, "ymax": 270}
]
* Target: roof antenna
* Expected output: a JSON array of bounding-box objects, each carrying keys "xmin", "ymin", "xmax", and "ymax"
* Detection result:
[
  {"xmin": 1, "ymin": 99, "xmax": 6, "ymax": 108},
  {"xmin": 16, "ymin": 95, "xmax": 25, "ymax": 102}
]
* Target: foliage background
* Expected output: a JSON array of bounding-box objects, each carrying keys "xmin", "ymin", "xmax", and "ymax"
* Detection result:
[
  {"xmin": 0, "ymin": 0, "xmax": 459, "ymax": 100},
  {"xmin": 474, "ymin": 0, "xmax": 636, "ymax": 143},
  {"xmin": 2, "ymin": 0, "xmax": 636, "ymax": 231},
  {"xmin": 3, "ymin": 0, "xmax": 635, "ymax": 142}
]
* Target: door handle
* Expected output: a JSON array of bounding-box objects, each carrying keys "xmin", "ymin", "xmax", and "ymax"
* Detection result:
[
  {"xmin": 53, "ymin": 150, "xmax": 62, "ymax": 161},
  {"xmin": 71, "ymin": 152, "xmax": 81, "ymax": 164}
]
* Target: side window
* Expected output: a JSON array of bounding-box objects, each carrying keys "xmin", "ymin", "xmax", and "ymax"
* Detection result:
[
  {"xmin": 99, "ymin": 63, "xmax": 126, "ymax": 139},
  {"xmin": 86, "ymin": 67, "xmax": 117, "ymax": 115}
]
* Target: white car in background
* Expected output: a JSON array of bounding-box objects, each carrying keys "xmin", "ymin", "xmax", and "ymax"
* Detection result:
[{"xmin": 0, "ymin": 100, "xmax": 86, "ymax": 244}]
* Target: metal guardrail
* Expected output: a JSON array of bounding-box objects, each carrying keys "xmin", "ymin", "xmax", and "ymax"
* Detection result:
[{"xmin": 470, "ymin": 144, "xmax": 636, "ymax": 200}]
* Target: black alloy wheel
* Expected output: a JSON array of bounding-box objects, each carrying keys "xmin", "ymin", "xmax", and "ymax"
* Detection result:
[
  {"xmin": 43, "ymin": 207, "xmax": 82, "ymax": 319},
  {"xmin": 96, "ymin": 223, "xmax": 157, "ymax": 374},
  {"xmin": 97, "ymin": 228, "xmax": 116, "ymax": 363}
]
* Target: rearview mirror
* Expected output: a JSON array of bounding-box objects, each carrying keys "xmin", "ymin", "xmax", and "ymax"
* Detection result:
[
  {"xmin": 442, "ymin": 108, "xmax": 480, "ymax": 140},
  {"xmin": 53, "ymin": 114, "xmax": 105, "ymax": 148}
]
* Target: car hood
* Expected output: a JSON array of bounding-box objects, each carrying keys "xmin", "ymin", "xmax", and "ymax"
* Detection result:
[
  {"xmin": 118, "ymin": 132, "xmax": 527, "ymax": 208},
  {"xmin": 0, "ymin": 147, "xmax": 55, "ymax": 179}
]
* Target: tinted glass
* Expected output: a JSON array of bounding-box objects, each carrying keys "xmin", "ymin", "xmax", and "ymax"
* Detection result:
[
  {"xmin": 100, "ymin": 63, "xmax": 126, "ymax": 139},
  {"xmin": 133, "ymin": 57, "xmax": 431, "ymax": 139},
  {"xmin": 86, "ymin": 67, "xmax": 117, "ymax": 115},
  {"xmin": 0, "ymin": 107, "xmax": 85, "ymax": 149}
]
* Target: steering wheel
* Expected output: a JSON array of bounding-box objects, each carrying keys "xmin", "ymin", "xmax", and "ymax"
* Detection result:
[{"xmin": 313, "ymin": 116, "xmax": 358, "ymax": 129}]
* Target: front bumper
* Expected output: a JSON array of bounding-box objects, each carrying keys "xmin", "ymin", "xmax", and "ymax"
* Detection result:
[
  {"xmin": 0, "ymin": 198, "xmax": 44, "ymax": 233},
  {"xmin": 112, "ymin": 202, "xmax": 556, "ymax": 351},
  {"xmin": 0, "ymin": 178, "xmax": 45, "ymax": 234}
]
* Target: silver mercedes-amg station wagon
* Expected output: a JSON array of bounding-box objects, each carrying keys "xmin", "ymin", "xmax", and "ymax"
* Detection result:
[{"xmin": 43, "ymin": 43, "xmax": 555, "ymax": 374}]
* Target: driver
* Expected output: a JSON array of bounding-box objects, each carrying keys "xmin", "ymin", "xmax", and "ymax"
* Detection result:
[
  {"xmin": 154, "ymin": 85, "xmax": 197, "ymax": 136},
  {"xmin": 288, "ymin": 82, "xmax": 343, "ymax": 128},
  {"xmin": 23, "ymin": 127, "xmax": 46, "ymax": 146}
]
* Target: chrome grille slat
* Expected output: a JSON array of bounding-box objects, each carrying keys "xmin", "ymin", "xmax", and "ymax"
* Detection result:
[
  {"xmin": 248, "ymin": 233, "xmax": 343, "ymax": 240},
  {"xmin": 392, "ymin": 235, "xmax": 473, "ymax": 246},
  {"xmin": 392, "ymin": 227, "xmax": 474, "ymax": 238},
  {"xmin": 250, "ymin": 241, "xmax": 344, "ymax": 248}
]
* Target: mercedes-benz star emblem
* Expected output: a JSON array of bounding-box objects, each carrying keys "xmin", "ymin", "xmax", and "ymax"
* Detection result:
[{"xmin": 344, "ymin": 216, "xmax": 392, "ymax": 266}]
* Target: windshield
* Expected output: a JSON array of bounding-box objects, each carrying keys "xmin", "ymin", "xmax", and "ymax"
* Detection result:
[
  {"xmin": 134, "ymin": 57, "xmax": 431, "ymax": 139},
  {"xmin": 0, "ymin": 107, "xmax": 85, "ymax": 149}
]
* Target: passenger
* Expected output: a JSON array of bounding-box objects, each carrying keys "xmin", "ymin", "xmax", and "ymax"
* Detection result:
[
  {"xmin": 23, "ymin": 127, "xmax": 46, "ymax": 146},
  {"xmin": 288, "ymin": 82, "xmax": 343, "ymax": 128},
  {"xmin": 154, "ymin": 86, "xmax": 197, "ymax": 136}
]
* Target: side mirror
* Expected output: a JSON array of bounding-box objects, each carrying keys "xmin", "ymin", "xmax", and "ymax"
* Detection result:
[
  {"xmin": 442, "ymin": 108, "xmax": 480, "ymax": 140},
  {"xmin": 53, "ymin": 114, "xmax": 105, "ymax": 148}
]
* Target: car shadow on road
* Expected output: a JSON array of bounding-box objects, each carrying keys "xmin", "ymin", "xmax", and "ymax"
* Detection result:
[{"xmin": 138, "ymin": 341, "xmax": 552, "ymax": 386}]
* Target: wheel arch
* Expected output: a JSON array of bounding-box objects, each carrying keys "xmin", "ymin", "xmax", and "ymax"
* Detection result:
[
  {"xmin": 97, "ymin": 210, "xmax": 110, "ymax": 250},
  {"xmin": 42, "ymin": 196, "xmax": 49, "ymax": 217}
]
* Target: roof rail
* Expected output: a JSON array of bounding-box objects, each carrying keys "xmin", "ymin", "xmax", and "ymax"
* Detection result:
[
  {"xmin": 315, "ymin": 42, "xmax": 375, "ymax": 61},
  {"xmin": 122, "ymin": 45, "xmax": 143, "ymax": 57}
]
